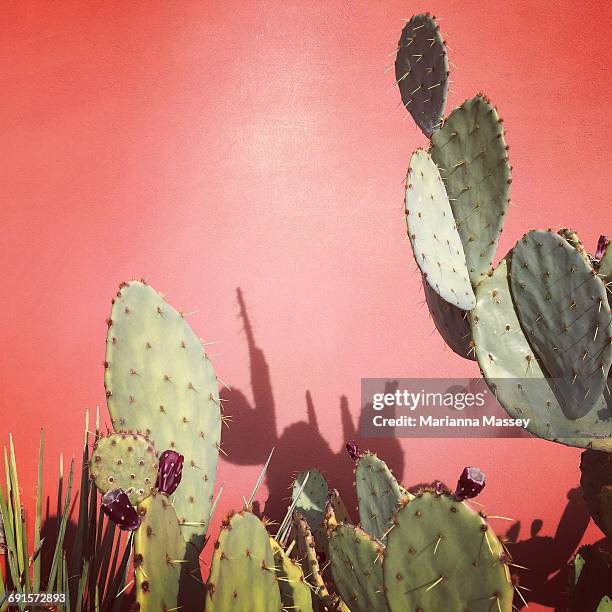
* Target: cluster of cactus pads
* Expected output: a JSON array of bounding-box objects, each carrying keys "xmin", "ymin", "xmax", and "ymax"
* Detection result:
[{"xmin": 397, "ymin": 13, "xmax": 611, "ymax": 451}]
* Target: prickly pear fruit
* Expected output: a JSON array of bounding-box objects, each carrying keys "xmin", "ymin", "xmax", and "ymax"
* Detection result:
[
  {"xmin": 470, "ymin": 256, "xmax": 611, "ymax": 450},
  {"xmin": 205, "ymin": 511, "xmax": 281, "ymax": 611},
  {"xmin": 580, "ymin": 450, "xmax": 612, "ymax": 537},
  {"xmin": 155, "ymin": 450, "xmax": 184, "ymax": 496},
  {"xmin": 454, "ymin": 466, "xmax": 486, "ymax": 500},
  {"xmin": 384, "ymin": 491, "xmax": 513, "ymax": 611},
  {"xmin": 90, "ymin": 432, "xmax": 158, "ymax": 504},
  {"xmin": 100, "ymin": 488, "xmax": 141, "ymax": 531},
  {"xmin": 328, "ymin": 524, "xmax": 388, "ymax": 612},
  {"xmin": 405, "ymin": 149, "xmax": 475, "ymax": 310},
  {"xmin": 429, "ymin": 94, "xmax": 511, "ymax": 286},
  {"xmin": 355, "ymin": 452, "xmax": 406, "ymax": 541},
  {"xmin": 596, "ymin": 235, "xmax": 610, "ymax": 262},
  {"xmin": 510, "ymin": 231, "xmax": 612, "ymax": 418},
  {"xmin": 346, "ymin": 440, "xmax": 363, "ymax": 461},
  {"xmin": 104, "ymin": 280, "xmax": 221, "ymax": 549},
  {"xmin": 395, "ymin": 13, "xmax": 448, "ymax": 137},
  {"xmin": 270, "ymin": 537, "xmax": 314, "ymax": 612}
]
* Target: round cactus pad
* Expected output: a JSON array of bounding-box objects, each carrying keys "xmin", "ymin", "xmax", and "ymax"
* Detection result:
[
  {"xmin": 328, "ymin": 524, "xmax": 387, "ymax": 612},
  {"xmin": 430, "ymin": 94, "xmax": 511, "ymax": 286},
  {"xmin": 405, "ymin": 149, "xmax": 475, "ymax": 310},
  {"xmin": 471, "ymin": 257, "xmax": 611, "ymax": 450},
  {"xmin": 511, "ymin": 231, "xmax": 612, "ymax": 419},
  {"xmin": 105, "ymin": 280, "xmax": 221, "ymax": 548},
  {"xmin": 90, "ymin": 432, "xmax": 157, "ymax": 505},
  {"xmin": 383, "ymin": 492, "xmax": 513, "ymax": 611},
  {"xmin": 395, "ymin": 13, "xmax": 448, "ymax": 137}
]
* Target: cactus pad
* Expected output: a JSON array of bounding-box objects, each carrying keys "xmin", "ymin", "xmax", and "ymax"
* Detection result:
[
  {"xmin": 580, "ymin": 450, "xmax": 612, "ymax": 537},
  {"xmin": 328, "ymin": 524, "xmax": 387, "ymax": 612},
  {"xmin": 90, "ymin": 432, "xmax": 158, "ymax": 505},
  {"xmin": 395, "ymin": 13, "xmax": 448, "ymax": 137},
  {"xmin": 104, "ymin": 280, "xmax": 221, "ymax": 548},
  {"xmin": 471, "ymin": 257, "xmax": 612, "ymax": 450},
  {"xmin": 205, "ymin": 511, "xmax": 281, "ymax": 611},
  {"xmin": 270, "ymin": 537, "xmax": 313, "ymax": 612},
  {"xmin": 328, "ymin": 489, "xmax": 351, "ymax": 525},
  {"xmin": 510, "ymin": 231, "xmax": 612, "ymax": 418},
  {"xmin": 384, "ymin": 491, "xmax": 513, "ymax": 611},
  {"xmin": 134, "ymin": 492, "xmax": 187, "ymax": 611},
  {"xmin": 423, "ymin": 279, "xmax": 476, "ymax": 360},
  {"xmin": 429, "ymin": 94, "xmax": 511, "ymax": 286},
  {"xmin": 355, "ymin": 452, "xmax": 405, "ymax": 541},
  {"xmin": 405, "ymin": 149, "xmax": 475, "ymax": 310},
  {"xmin": 292, "ymin": 468, "xmax": 329, "ymax": 531}
]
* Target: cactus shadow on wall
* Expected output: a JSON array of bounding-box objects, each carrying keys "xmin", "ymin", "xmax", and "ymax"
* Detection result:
[{"xmin": 220, "ymin": 288, "xmax": 405, "ymax": 522}]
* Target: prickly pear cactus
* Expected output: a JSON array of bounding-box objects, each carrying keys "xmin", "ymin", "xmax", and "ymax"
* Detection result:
[
  {"xmin": 383, "ymin": 491, "xmax": 513, "ymax": 611},
  {"xmin": 270, "ymin": 537, "xmax": 314, "ymax": 612},
  {"xmin": 328, "ymin": 489, "xmax": 351, "ymax": 525},
  {"xmin": 405, "ymin": 149, "xmax": 475, "ymax": 310},
  {"xmin": 470, "ymin": 256, "xmax": 612, "ymax": 450},
  {"xmin": 104, "ymin": 280, "xmax": 221, "ymax": 548},
  {"xmin": 134, "ymin": 491, "xmax": 187, "ymax": 611},
  {"xmin": 292, "ymin": 468, "xmax": 329, "ymax": 531},
  {"xmin": 90, "ymin": 432, "xmax": 158, "ymax": 505},
  {"xmin": 580, "ymin": 450, "xmax": 612, "ymax": 537},
  {"xmin": 423, "ymin": 279, "xmax": 475, "ymax": 360},
  {"xmin": 395, "ymin": 13, "xmax": 448, "ymax": 137},
  {"xmin": 355, "ymin": 452, "xmax": 406, "ymax": 541},
  {"xmin": 205, "ymin": 511, "xmax": 281, "ymax": 611},
  {"xmin": 429, "ymin": 94, "xmax": 511, "ymax": 286},
  {"xmin": 510, "ymin": 231, "xmax": 612, "ymax": 418},
  {"xmin": 327, "ymin": 524, "xmax": 388, "ymax": 612}
]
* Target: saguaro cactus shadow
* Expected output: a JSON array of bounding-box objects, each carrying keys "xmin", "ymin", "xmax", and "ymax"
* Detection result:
[
  {"xmin": 504, "ymin": 487, "xmax": 591, "ymax": 610},
  {"xmin": 220, "ymin": 288, "xmax": 405, "ymax": 522}
]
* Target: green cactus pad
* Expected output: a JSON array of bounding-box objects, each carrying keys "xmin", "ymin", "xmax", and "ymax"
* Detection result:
[
  {"xmin": 598, "ymin": 596, "xmax": 612, "ymax": 611},
  {"xmin": 270, "ymin": 537, "xmax": 313, "ymax": 612},
  {"xmin": 510, "ymin": 231, "xmax": 612, "ymax": 418},
  {"xmin": 328, "ymin": 524, "xmax": 387, "ymax": 612},
  {"xmin": 328, "ymin": 489, "xmax": 351, "ymax": 525},
  {"xmin": 580, "ymin": 450, "xmax": 612, "ymax": 537},
  {"xmin": 292, "ymin": 513, "xmax": 332, "ymax": 604},
  {"xmin": 292, "ymin": 469, "xmax": 329, "ymax": 530},
  {"xmin": 90, "ymin": 432, "xmax": 158, "ymax": 505},
  {"xmin": 405, "ymin": 149, "xmax": 475, "ymax": 310},
  {"xmin": 423, "ymin": 279, "xmax": 476, "ymax": 360},
  {"xmin": 570, "ymin": 546, "xmax": 612, "ymax": 612},
  {"xmin": 395, "ymin": 13, "xmax": 448, "ymax": 137},
  {"xmin": 134, "ymin": 492, "xmax": 187, "ymax": 612},
  {"xmin": 429, "ymin": 94, "xmax": 511, "ymax": 286},
  {"xmin": 205, "ymin": 511, "xmax": 281, "ymax": 612},
  {"xmin": 104, "ymin": 280, "xmax": 221, "ymax": 548},
  {"xmin": 471, "ymin": 257, "xmax": 612, "ymax": 450},
  {"xmin": 384, "ymin": 492, "xmax": 513, "ymax": 612},
  {"xmin": 599, "ymin": 242, "xmax": 612, "ymax": 280},
  {"xmin": 355, "ymin": 453, "xmax": 405, "ymax": 541}
]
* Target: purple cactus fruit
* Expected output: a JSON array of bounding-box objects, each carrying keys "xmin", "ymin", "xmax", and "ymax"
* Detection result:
[
  {"xmin": 454, "ymin": 467, "xmax": 486, "ymax": 501},
  {"xmin": 155, "ymin": 450, "xmax": 184, "ymax": 495},
  {"xmin": 345, "ymin": 440, "xmax": 363, "ymax": 461},
  {"xmin": 101, "ymin": 489, "xmax": 141, "ymax": 531},
  {"xmin": 595, "ymin": 235, "xmax": 609, "ymax": 260}
]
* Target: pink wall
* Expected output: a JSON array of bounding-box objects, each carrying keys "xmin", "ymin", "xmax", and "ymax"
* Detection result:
[{"xmin": 2, "ymin": 1, "xmax": 610, "ymax": 608}]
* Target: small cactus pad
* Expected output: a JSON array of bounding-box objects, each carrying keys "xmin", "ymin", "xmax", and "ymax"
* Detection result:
[
  {"xmin": 580, "ymin": 450, "xmax": 612, "ymax": 537},
  {"xmin": 598, "ymin": 597, "xmax": 612, "ymax": 611},
  {"xmin": 559, "ymin": 228, "xmax": 590, "ymax": 264},
  {"xmin": 384, "ymin": 492, "xmax": 513, "ymax": 611},
  {"xmin": 423, "ymin": 279, "xmax": 476, "ymax": 360},
  {"xmin": 90, "ymin": 432, "xmax": 157, "ymax": 505},
  {"xmin": 599, "ymin": 241, "xmax": 612, "ymax": 280},
  {"xmin": 355, "ymin": 452, "xmax": 405, "ymax": 541},
  {"xmin": 292, "ymin": 468, "xmax": 329, "ymax": 530},
  {"xmin": 328, "ymin": 489, "xmax": 351, "ymax": 525},
  {"xmin": 471, "ymin": 257, "xmax": 612, "ymax": 450},
  {"xmin": 328, "ymin": 524, "xmax": 388, "ymax": 612},
  {"xmin": 510, "ymin": 231, "xmax": 612, "ymax": 418},
  {"xmin": 395, "ymin": 13, "xmax": 448, "ymax": 137},
  {"xmin": 292, "ymin": 513, "xmax": 332, "ymax": 604},
  {"xmin": 405, "ymin": 149, "xmax": 475, "ymax": 310},
  {"xmin": 105, "ymin": 280, "xmax": 221, "ymax": 548},
  {"xmin": 430, "ymin": 94, "xmax": 511, "ymax": 286},
  {"xmin": 134, "ymin": 492, "xmax": 187, "ymax": 611},
  {"xmin": 270, "ymin": 537, "xmax": 314, "ymax": 612},
  {"xmin": 570, "ymin": 546, "xmax": 612, "ymax": 611},
  {"xmin": 205, "ymin": 511, "xmax": 281, "ymax": 612}
]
